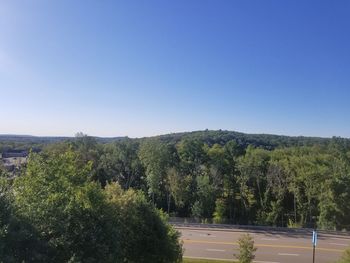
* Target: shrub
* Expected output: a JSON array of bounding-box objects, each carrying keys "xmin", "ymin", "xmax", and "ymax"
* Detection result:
[
  {"xmin": 234, "ymin": 234, "xmax": 257, "ymax": 263},
  {"xmin": 338, "ymin": 248, "xmax": 350, "ymax": 263}
]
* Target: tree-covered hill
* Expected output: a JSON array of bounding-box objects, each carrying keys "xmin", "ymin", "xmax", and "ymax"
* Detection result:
[
  {"xmin": 149, "ymin": 130, "xmax": 343, "ymax": 149},
  {"xmin": 1, "ymin": 130, "xmax": 348, "ymax": 152},
  {"xmin": 0, "ymin": 134, "xmax": 126, "ymax": 152}
]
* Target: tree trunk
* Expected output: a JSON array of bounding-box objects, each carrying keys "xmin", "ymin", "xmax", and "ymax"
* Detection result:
[{"xmin": 167, "ymin": 192, "xmax": 171, "ymax": 214}]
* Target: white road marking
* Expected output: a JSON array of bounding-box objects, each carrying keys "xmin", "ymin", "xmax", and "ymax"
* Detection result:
[
  {"xmin": 206, "ymin": 248, "xmax": 226, "ymax": 252},
  {"xmin": 254, "ymin": 261, "xmax": 280, "ymax": 263},
  {"xmin": 331, "ymin": 237, "xmax": 350, "ymax": 241},
  {"xmin": 330, "ymin": 242, "xmax": 348, "ymax": 246},
  {"xmin": 184, "ymin": 256, "xmax": 232, "ymax": 262},
  {"xmin": 261, "ymin": 238, "xmax": 278, "ymax": 241},
  {"xmin": 278, "ymin": 253, "xmax": 300, "ymax": 256}
]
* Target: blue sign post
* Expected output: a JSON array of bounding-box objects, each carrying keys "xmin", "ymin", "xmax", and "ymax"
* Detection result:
[{"xmin": 312, "ymin": 230, "xmax": 317, "ymax": 263}]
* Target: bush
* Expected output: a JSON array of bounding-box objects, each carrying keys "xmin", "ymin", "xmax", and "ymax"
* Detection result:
[
  {"xmin": 338, "ymin": 248, "xmax": 350, "ymax": 263},
  {"xmin": 213, "ymin": 198, "xmax": 226, "ymax": 224},
  {"xmin": 235, "ymin": 234, "xmax": 257, "ymax": 263},
  {"xmin": 105, "ymin": 183, "xmax": 183, "ymax": 263}
]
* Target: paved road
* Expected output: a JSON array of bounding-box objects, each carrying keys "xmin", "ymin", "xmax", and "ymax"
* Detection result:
[{"xmin": 178, "ymin": 227, "xmax": 350, "ymax": 263}]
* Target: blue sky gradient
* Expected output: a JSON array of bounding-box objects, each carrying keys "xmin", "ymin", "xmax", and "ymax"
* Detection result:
[{"xmin": 0, "ymin": 1, "xmax": 349, "ymax": 137}]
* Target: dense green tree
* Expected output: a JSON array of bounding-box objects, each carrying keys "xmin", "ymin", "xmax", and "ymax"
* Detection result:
[
  {"xmin": 13, "ymin": 151, "xmax": 121, "ymax": 262},
  {"xmin": 166, "ymin": 167, "xmax": 192, "ymax": 215},
  {"xmin": 191, "ymin": 174, "xmax": 216, "ymax": 219},
  {"xmin": 177, "ymin": 138, "xmax": 207, "ymax": 175},
  {"xmin": 235, "ymin": 146, "xmax": 269, "ymax": 223},
  {"xmin": 318, "ymin": 150, "xmax": 350, "ymax": 230},
  {"xmin": 213, "ymin": 198, "xmax": 227, "ymax": 224},
  {"xmin": 105, "ymin": 183, "xmax": 183, "ymax": 263},
  {"xmin": 1, "ymin": 177, "xmax": 47, "ymax": 262},
  {"xmin": 205, "ymin": 144, "xmax": 228, "ymax": 190},
  {"xmin": 0, "ymin": 177, "xmax": 13, "ymax": 260},
  {"xmin": 11, "ymin": 150, "xmax": 183, "ymax": 262},
  {"xmin": 96, "ymin": 141, "xmax": 144, "ymax": 188},
  {"xmin": 265, "ymin": 151, "xmax": 289, "ymax": 225},
  {"xmin": 138, "ymin": 140, "xmax": 173, "ymax": 204},
  {"xmin": 238, "ymin": 146, "xmax": 270, "ymax": 210}
]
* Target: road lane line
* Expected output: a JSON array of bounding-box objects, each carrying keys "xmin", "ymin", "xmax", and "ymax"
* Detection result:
[
  {"xmin": 184, "ymin": 256, "xmax": 280, "ymax": 263},
  {"xmin": 206, "ymin": 248, "xmax": 226, "ymax": 252},
  {"xmin": 184, "ymin": 256, "xmax": 232, "ymax": 262},
  {"xmin": 278, "ymin": 253, "xmax": 299, "ymax": 256},
  {"xmin": 331, "ymin": 237, "xmax": 350, "ymax": 241},
  {"xmin": 261, "ymin": 238, "xmax": 278, "ymax": 241},
  {"xmin": 330, "ymin": 243, "xmax": 348, "ymax": 246},
  {"xmin": 183, "ymin": 239, "xmax": 344, "ymax": 252}
]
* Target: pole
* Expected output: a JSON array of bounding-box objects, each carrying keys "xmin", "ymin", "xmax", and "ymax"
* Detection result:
[
  {"xmin": 294, "ymin": 193, "xmax": 297, "ymax": 223},
  {"xmin": 312, "ymin": 229, "xmax": 317, "ymax": 263}
]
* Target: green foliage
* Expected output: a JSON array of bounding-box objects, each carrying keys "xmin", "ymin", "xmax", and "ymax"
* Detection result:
[
  {"xmin": 287, "ymin": 219, "xmax": 302, "ymax": 228},
  {"xmin": 177, "ymin": 139, "xmax": 207, "ymax": 175},
  {"xmin": 11, "ymin": 150, "xmax": 183, "ymax": 262},
  {"xmin": 0, "ymin": 177, "xmax": 46, "ymax": 262},
  {"xmin": 0, "ymin": 177, "xmax": 12, "ymax": 259},
  {"xmin": 191, "ymin": 175, "xmax": 216, "ymax": 218},
  {"xmin": 105, "ymin": 183, "xmax": 183, "ymax": 263},
  {"xmin": 139, "ymin": 139, "xmax": 172, "ymax": 200},
  {"xmin": 236, "ymin": 146, "xmax": 269, "ymax": 223},
  {"xmin": 3, "ymin": 131, "xmax": 350, "ymax": 232},
  {"xmin": 167, "ymin": 167, "xmax": 192, "ymax": 209},
  {"xmin": 14, "ymin": 151, "xmax": 121, "ymax": 262},
  {"xmin": 96, "ymin": 140, "xmax": 144, "ymax": 188},
  {"xmin": 338, "ymin": 248, "xmax": 350, "ymax": 263},
  {"xmin": 213, "ymin": 198, "xmax": 226, "ymax": 224},
  {"xmin": 235, "ymin": 234, "xmax": 257, "ymax": 263}
]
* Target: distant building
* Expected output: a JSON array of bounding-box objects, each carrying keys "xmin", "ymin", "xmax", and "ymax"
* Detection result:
[
  {"xmin": 1, "ymin": 150, "xmax": 28, "ymax": 174},
  {"xmin": 2, "ymin": 150, "xmax": 28, "ymax": 158}
]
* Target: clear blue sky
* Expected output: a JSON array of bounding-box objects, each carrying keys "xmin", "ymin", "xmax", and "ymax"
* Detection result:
[{"xmin": 0, "ymin": 1, "xmax": 349, "ymax": 138}]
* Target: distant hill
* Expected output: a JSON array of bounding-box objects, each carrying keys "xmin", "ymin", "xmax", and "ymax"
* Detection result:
[
  {"xmin": 145, "ymin": 130, "xmax": 347, "ymax": 149},
  {"xmin": 1, "ymin": 130, "xmax": 349, "ymax": 152},
  {"xmin": 0, "ymin": 135, "xmax": 126, "ymax": 143},
  {"xmin": 0, "ymin": 134, "xmax": 126, "ymax": 152},
  {"xmin": 0, "ymin": 135, "xmax": 72, "ymax": 143}
]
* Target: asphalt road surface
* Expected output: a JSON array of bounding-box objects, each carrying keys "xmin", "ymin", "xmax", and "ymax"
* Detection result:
[{"xmin": 178, "ymin": 227, "xmax": 350, "ymax": 263}]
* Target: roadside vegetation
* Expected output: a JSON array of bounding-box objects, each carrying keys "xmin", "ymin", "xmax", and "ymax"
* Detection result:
[
  {"xmin": 337, "ymin": 247, "xmax": 350, "ymax": 263},
  {"xmin": 234, "ymin": 234, "xmax": 257, "ymax": 263}
]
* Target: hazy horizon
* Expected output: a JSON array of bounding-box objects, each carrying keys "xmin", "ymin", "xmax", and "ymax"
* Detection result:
[{"xmin": 0, "ymin": 128, "xmax": 347, "ymax": 140}]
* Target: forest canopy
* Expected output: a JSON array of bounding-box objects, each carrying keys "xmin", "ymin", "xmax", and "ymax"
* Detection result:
[{"xmin": 1, "ymin": 130, "xmax": 350, "ymax": 236}]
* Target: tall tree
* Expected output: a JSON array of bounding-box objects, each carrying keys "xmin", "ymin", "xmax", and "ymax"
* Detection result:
[
  {"xmin": 96, "ymin": 141, "xmax": 144, "ymax": 189},
  {"xmin": 138, "ymin": 140, "xmax": 172, "ymax": 204},
  {"xmin": 236, "ymin": 146, "xmax": 269, "ymax": 223}
]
